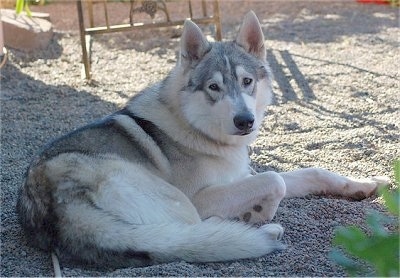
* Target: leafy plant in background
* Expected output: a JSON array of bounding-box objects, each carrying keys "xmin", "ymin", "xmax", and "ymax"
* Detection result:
[
  {"xmin": 330, "ymin": 160, "xmax": 400, "ymax": 277},
  {"xmin": 15, "ymin": 0, "xmax": 46, "ymax": 16},
  {"xmin": 15, "ymin": 0, "xmax": 32, "ymax": 16}
]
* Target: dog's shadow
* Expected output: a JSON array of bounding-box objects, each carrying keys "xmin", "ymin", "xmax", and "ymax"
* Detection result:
[{"xmin": 1, "ymin": 62, "xmax": 121, "ymax": 276}]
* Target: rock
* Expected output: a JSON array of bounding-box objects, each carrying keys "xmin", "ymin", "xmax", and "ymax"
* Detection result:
[
  {"xmin": 1, "ymin": 9, "xmax": 53, "ymax": 52},
  {"xmin": 16, "ymin": 10, "xmax": 51, "ymax": 22}
]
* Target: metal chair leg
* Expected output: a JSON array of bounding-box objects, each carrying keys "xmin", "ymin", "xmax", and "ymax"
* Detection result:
[{"xmin": 77, "ymin": 0, "xmax": 91, "ymax": 79}]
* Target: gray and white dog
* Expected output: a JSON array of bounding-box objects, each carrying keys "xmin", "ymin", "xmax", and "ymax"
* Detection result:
[{"xmin": 17, "ymin": 11, "xmax": 387, "ymax": 268}]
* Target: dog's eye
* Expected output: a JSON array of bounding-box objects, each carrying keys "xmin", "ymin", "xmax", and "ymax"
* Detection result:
[
  {"xmin": 208, "ymin": 83, "xmax": 220, "ymax": 91},
  {"xmin": 243, "ymin": 78, "xmax": 253, "ymax": 87}
]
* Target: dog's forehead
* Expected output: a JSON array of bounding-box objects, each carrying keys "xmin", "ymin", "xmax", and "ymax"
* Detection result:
[
  {"xmin": 217, "ymin": 43, "xmax": 262, "ymax": 74},
  {"xmin": 194, "ymin": 42, "xmax": 262, "ymax": 81}
]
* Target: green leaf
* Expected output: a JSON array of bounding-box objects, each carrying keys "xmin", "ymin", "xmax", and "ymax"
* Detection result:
[
  {"xmin": 360, "ymin": 234, "xmax": 399, "ymax": 276},
  {"xmin": 24, "ymin": 2, "xmax": 32, "ymax": 17},
  {"xmin": 366, "ymin": 210, "xmax": 391, "ymax": 236},
  {"xmin": 329, "ymin": 248, "xmax": 363, "ymax": 276},
  {"xmin": 333, "ymin": 224, "xmax": 399, "ymax": 277},
  {"xmin": 16, "ymin": 0, "xmax": 24, "ymax": 14},
  {"xmin": 380, "ymin": 187, "xmax": 400, "ymax": 216},
  {"xmin": 394, "ymin": 159, "xmax": 400, "ymax": 185},
  {"xmin": 333, "ymin": 226, "xmax": 367, "ymax": 245},
  {"xmin": 330, "ymin": 160, "xmax": 400, "ymax": 277}
]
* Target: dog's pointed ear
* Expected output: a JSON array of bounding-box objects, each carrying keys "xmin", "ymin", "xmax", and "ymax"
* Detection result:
[
  {"xmin": 235, "ymin": 11, "xmax": 266, "ymax": 60},
  {"xmin": 180, "ymin": 20, "xmax": 211, "ymax": 65}
]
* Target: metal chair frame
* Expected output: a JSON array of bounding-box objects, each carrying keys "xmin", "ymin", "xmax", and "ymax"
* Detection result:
[{"xmin": 76, "ymin": 0, "xmax": 222, "ymax": 79}]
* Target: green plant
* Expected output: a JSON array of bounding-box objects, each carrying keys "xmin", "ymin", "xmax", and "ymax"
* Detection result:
[
  {"xmin": 330, "ymin": 160, "xmax": 400, "ymax": 276},
  {"xmin": 14, "ymin": 0, "xmax": 58, "ymax": 16},
  {"xmin": 15, "ymin": 0, "xmax": 32, "ymax": 16}
]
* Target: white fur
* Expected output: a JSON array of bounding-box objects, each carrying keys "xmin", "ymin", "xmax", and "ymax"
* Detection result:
[
  {"xmin": 49, "ymin": 153, "xmax": 283, "ymax": 263},
  {"xmin": 181, "ymin": 87, "xmax": 238, "ymax": 141}
]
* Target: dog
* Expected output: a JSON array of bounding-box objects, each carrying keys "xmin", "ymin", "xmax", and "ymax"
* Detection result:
[{"xmin": 17, "ymin": 11, "xmax": 388, "ymax": 268}]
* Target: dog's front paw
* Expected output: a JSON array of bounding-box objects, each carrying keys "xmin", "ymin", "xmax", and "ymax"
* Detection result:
[
  {"xmin": 370, "ymin": 176, "xmax": 391, "ymax": 188},
  {"xmin": 261, "ymin": 223, "xmax": 284, "ymax": 240},
  {"xmin": 347, "ymin": 175, "xmax": 390, "ymax": 200}
]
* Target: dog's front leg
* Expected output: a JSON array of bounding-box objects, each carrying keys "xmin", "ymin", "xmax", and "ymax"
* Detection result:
[
  {"xmin": 280, "ymin": 168, "xmax": 390, "ymax": 200},
  {"xmin": 192, "ymin": 172, "xmax": 286, "ymax": 224}
]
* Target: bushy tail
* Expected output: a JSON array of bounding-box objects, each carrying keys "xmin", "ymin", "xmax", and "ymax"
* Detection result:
[
  {"xmin": 135, "ymin": 221, "xmax": 284, "ymax": 263},
  {"xmin": 16, "ymin": 165, "xmax": 57, "ymax": 251},
  {"xmin": 71, "ymin": 218, "xmax": 285, "ymax": 267}
]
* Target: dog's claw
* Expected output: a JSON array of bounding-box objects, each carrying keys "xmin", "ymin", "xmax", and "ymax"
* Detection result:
[
  {"xmin": 371, "ymin": 176, "xmax": 391, "ymax": 187},
  {"xmin": 261, "ymin": 223, "xmax": 284, "ymax": 240}
]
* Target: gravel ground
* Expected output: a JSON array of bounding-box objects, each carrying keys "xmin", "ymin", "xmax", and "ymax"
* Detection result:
[{"xmin": 1, "ymin": 1, "xmax": 399, "ymax": 277}]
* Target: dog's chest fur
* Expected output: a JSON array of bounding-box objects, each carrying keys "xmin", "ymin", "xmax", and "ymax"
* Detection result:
[
  {"xmin": 126, "ymin": 89, "xmax": 253, "ymax": 199},
  {"xmin": 167, "ymin": 148, "xmax": 250, "ymax": 198}
]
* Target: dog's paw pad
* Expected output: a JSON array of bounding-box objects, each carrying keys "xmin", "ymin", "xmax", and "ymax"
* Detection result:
[
  {"xmin": 242, "ymin": 212, "xmax": 252, "ymax": 223},
  {"xmin": 253, "ymin": 205, "xmax": 263, "ymax": 212},
  {"xmin": 261, "ymin": 223, "xmax": 284, "ymax": 240},
  {"xmin": 351, "ymin": 190, "xmax": 367, "ymax": 201}
]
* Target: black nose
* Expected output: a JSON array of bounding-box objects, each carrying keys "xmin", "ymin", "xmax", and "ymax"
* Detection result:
[{"xmin": 233, "ymin": 113, "xmax": 254, "ymax": 131}]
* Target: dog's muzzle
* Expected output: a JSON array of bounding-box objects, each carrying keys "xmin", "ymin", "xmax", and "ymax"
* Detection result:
[{"xmin": 233, "ymin": 112, "xmax": 254, "ymax": 136}]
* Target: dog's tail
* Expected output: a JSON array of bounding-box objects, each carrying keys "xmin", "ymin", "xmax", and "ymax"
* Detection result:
[
  {"xmin": 136, "ymin": 221, "xmax": 284, "ymax": 264},
  {"xmin": 57, "ymin": 219, "xmax": 284, "ymax": 267}
]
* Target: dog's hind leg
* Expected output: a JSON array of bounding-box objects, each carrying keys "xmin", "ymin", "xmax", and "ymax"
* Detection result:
[
  {"xmin": 192, "ymin": 171, "xmax": 286, "ymax": 224},
  {"xmin": 46, "ymin": 153, "xmax": 284, "ymax": 265},
  {"xmin": 279, "ymin": 168, "xmax": 390, "ymax": 200},
  {"xmin": 56, "ymin": 176, "xmax": 284, "ymax": 266},
  {"xmin": 60, "ymin": 200, "xmax": 284, "ymax": 265}
]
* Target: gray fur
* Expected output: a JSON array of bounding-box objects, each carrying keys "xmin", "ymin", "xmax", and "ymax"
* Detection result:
[{"xmin": 17, "ymin": 12, "xmax": 283, "ymax": 268}]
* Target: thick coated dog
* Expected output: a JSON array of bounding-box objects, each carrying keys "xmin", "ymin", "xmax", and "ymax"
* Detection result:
[{"xmin": 17, "ymin": 11, "xmax": 387, "ymax": 268}]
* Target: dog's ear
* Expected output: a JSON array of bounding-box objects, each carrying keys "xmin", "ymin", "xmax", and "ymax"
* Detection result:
[
  {"xmin": 180, "ymin": 20, "xmax": 211, "ymax": 65},
  {"xmin": 235, "ymin": 11, "xmax": 266, "ymax": 61}
]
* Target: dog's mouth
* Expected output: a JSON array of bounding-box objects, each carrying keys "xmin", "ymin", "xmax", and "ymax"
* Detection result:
[{"xmin": 234, "ymin": 129, "xmax": 254, "ymax": 136}]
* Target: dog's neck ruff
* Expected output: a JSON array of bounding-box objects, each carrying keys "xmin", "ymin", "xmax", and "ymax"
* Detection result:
[{"xmin": 125, "ymin": 93, "xmax": 252, "ymax": 158}]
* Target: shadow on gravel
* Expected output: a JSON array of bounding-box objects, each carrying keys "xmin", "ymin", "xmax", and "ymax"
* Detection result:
[
  {"xmin": 1, "ymin": 63, "xmax": 117, "ymax": 132},
  {"xmin": 265, "ymin": 48, "xmax": 398, "ymax": 135},
  {"xmin": 261, "ymin": 5, "xmax": 398, "ymax": 44},
  {"xmin": 95, "ymin": 29, "xmax": 181, "ymax": 53},
  {"xmin": 1, "ymin": 64, "xmax": 119, "ymax": 276},
  {"xmin": 290, "ymin": 53, "xmax": 399, "ymax": 80},
  {"xmin": 267, "ymin": 49, "xmax": 316, "ymax": 104},
  {"xmin": 265, "ymin": 49, "xmax": 397, "ymax": 136},
  {"xmin": 298, "ymin": 101, "xmax": 399, "ymax": 135}
]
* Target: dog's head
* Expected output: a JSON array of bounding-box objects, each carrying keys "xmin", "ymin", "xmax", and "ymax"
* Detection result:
[{"xmin": 171, "ymin": 11, "xmax": 273, "ymax": 145}]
